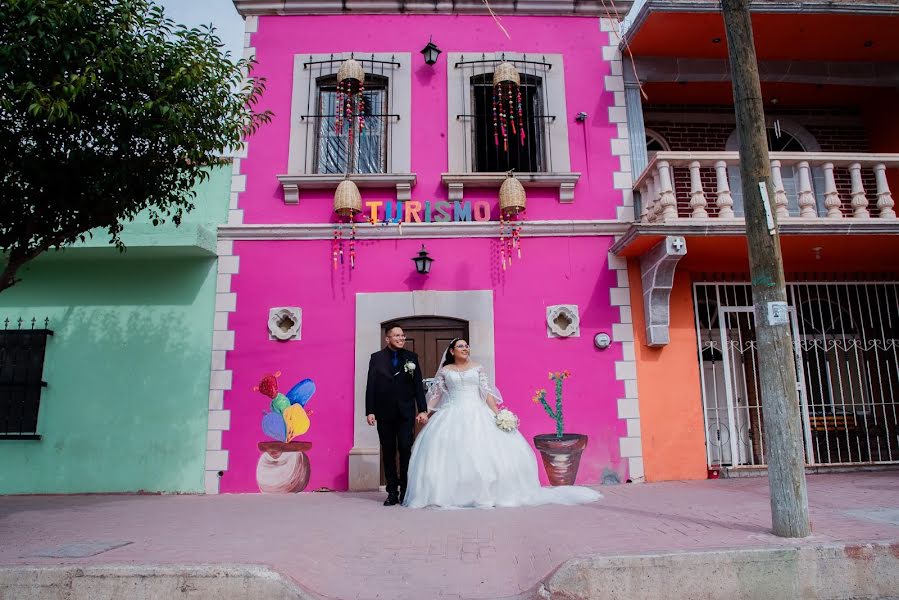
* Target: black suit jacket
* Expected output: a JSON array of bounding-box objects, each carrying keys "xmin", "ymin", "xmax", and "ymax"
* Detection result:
[{"xmin": 365, "ymin": 347, "xmax": 427, "ymax": 421}]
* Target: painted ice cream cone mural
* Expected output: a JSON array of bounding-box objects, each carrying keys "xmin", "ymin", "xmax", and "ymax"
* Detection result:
[{"xmin": 253, "ymin": 371, "xmax": 316, "ymax": 493}]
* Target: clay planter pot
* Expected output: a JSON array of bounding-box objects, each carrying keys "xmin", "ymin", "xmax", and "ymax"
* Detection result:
[
  {"xmin": 256, "ymin": 441, "xmax": 312, "ymax": 493},
  {"xmin": 533, "ymin": 434, "xmax": 588, "ymax": 486}
]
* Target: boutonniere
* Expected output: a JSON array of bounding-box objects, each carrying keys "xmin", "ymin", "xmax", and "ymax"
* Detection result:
[{"xmin": 403, "ymin": 360, "xmax": 416, "ymax": 376}]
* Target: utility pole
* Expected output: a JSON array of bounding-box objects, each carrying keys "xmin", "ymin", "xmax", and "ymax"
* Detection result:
[{"xmin": 720, "ymin": 0, "xmax": 811, "ymax": 538}]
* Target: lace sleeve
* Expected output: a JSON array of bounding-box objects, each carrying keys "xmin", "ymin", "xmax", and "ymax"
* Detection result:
[
  {"xmin": 426, "ymin": 368, "xmax": 448, "ymax": 411},
  {"xmin": 477, "ymin": 365, "xmax": 503, "ymax": 406}
]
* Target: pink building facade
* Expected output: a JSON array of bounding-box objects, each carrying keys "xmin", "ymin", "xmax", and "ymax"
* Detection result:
[{"xmin": 206, "ymin": 2, "xmax": 640, "ymax": 494}]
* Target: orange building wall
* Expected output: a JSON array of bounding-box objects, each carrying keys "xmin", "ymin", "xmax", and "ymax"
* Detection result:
[{"xmin": 628, "ymin": 264, "xmax": 708, "ymax": 482}]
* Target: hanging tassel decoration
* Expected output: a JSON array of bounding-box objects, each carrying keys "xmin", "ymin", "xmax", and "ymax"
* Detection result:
[
  {"xmin": 349, "ymin": 220, "xmax": 356, "ymax": 269},
  {"xmin": 332, "ymin": 226, "xmax": 339, "ymax": 270}
]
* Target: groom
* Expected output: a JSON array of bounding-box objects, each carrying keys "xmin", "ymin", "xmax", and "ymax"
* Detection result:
[{"xmin": 365, "ymin": 326, "xmax": 428, "ymax": 506}]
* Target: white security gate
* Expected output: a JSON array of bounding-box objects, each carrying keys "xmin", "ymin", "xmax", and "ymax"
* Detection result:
[{"xmin": 695, "ymin": 282, "xmax": 899, "ymax": 467}]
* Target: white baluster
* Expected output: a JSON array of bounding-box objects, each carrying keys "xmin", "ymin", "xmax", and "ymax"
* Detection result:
[
  {"xmin": 640, "ymin": 182, "xmax": 652, "ymax": 222},
  {"xmin": 797, "ymin": 161, "xmax": 817, "ymax": 218},
  {"xmin": 770, "ymin": 160, "xmax": 789, "ymax": 218},
  {"xmin": 873, "ymin": 163, "xmax": 896, "ymax": 219},
  {"xmin": 822, "ymin": 162, "xmax": 843, "ymax": 218},
  {"xmin": 649, "ymin": 168, "xmax": 662, "ymax": 222},
  {"xmin": 849, "ymin": 162, "xmax": 870, "ymax": 219},
  {"xmin": 689, "ymin": 161, "xmax": 709, "ymax": 219},
  {"xmin": 657, "ymin": 160, "xmax": 678, "ymax": 221},
  {"xmin": 715, "ymin": 160, "xmax": 735, "ymax": 218}
]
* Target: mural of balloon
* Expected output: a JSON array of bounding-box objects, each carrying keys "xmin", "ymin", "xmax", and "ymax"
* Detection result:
[
  {"xmin": 252, "ymin": 371, "xmax": 316, "ymax": 493},
  {"xmin": 253, "ymin": 372, "xmax": 316, "ymax": 443}
]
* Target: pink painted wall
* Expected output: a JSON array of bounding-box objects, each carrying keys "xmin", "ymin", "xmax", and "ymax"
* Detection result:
[
  {"xmin": 240, "ymin": 14, "xmax": 620, "ymax": 223},
  {"xmin": 222, "ymin": 236, "xmax": 626, "ymax": 493},
  {"xmin": 221, "ymin": 13, "xmax": 627, "ymax": 492}
]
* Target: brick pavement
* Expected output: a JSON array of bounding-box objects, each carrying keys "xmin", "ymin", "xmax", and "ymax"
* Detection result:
[{"xmin": 1, "ymin": 472, "xmax": 898, "ymax": 600}]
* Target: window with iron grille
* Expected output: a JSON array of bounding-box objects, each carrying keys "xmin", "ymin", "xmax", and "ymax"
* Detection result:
[
  {"xmin": 286, "ymin": 53, "xmax": 411, "ymax": 177},
  {"xmin": 470, "ymin": 73, "xmax": 546, "ymax": 173},
  {"xmin": 446, "ymin": 53, "xmax": 577, "ymax": 202},
  {"xmin": 0, "ymin": 320, "xmax": 52, "ymax": 440},
  {"xmin": 315, "ymin": 74, "xmax": 389, "ymax": 174}
]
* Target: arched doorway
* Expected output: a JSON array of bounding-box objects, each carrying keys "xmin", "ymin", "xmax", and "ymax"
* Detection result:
[
  {"xmin": 381, "ymin": 316, "xmax": 469, "ymax": 380},
  {"xmin": 378, "ymin": 317, "xmax": 470, "ymax": 486}
]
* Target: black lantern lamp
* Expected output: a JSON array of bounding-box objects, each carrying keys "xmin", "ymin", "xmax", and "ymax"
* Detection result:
[
  {"xmin": 420, "ymin": 36, "xmax": 442, "ymax": 66},
  {"xmin": 412, "ymin": 245, "xmax": 434, "ymax": 274}
]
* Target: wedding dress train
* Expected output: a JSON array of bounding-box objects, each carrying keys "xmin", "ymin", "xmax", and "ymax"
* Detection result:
[{"xmin": 403, "ymin": 366, "xmax": 601, "ymax": 509}]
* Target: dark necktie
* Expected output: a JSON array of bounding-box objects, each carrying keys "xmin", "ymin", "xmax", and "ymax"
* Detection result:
[{"xmin": 391, "ymin": 351, "xmax": 398, "ymax": 369}]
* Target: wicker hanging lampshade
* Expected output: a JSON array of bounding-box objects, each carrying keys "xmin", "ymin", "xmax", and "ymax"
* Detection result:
[
  {"xmin": 334, "ymin": 179, "xmax": 362, "ymax": 217},
  {"xmin": 492, "ymin": 61, "xmax": 521, "ymax": 87},
  {"xmin": 337, "ymin": 58, "xmax": 365, "ymax": 86},
  {"xmin": 499, "ymin": 173, "xmax": 526, "ymax": 218}
]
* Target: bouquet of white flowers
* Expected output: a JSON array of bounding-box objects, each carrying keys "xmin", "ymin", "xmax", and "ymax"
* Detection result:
[{"xmin": 495, "ymin": 408, "xmax": 519, "ymax": 432}]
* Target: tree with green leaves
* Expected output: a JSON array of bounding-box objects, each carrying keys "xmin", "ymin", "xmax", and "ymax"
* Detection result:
[{"xmin": 0, "ymin": 0, "xmax": 271, "ymax": 292}]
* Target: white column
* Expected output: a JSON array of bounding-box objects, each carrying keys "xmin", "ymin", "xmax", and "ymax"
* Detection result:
[
  {"xmin": 715, "ymin": 160, "xmax": 735, "ymax": 218},
  {"xmin": 657, "ymin": 160, "xmax": 678, "ymax": 221},
  {"xmin": 849, "ymin": 162, "xmax": 870, "ymax": 219},
  {"xmin": 873, "ymin": 163, "xmax": 896, "ymax": 219},
  {"xmin": 822, "ymin": 162, "xmax": 843, "ymax": 218},
  {"xmin": 770, "ymin": 160, "xmax": 789, "ymax": 218},
  {"xmin": 797, "ymin": 161, "xmax": 817, "ymax": 218},
  {"xmin": 689, "ymin": 161, "xmax": 709, "ymax": 219}
]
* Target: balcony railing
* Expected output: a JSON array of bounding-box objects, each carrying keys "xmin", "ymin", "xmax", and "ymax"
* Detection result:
[{"xmin": 634, "ymin": 152, "xmax": 899, "ymax": 223}]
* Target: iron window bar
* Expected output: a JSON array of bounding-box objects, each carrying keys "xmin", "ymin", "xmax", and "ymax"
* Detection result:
[
  {"xmin": 456, "ymin": 114, "xmax": 555, "ymax": 122},
  {"xmin": 454, "ymin": 56, "xmax": 553, "ymax": 70},
  {"xmin": 304, "ymin": 56, "xmax": 402, "ymax": 69},
  {"xmin": 301, "ymin": 113, "xmax": 401, "ymax": 121},
  {"xmin": 1, "ymin": 317, "xmax": 52, "ymax": 441}
]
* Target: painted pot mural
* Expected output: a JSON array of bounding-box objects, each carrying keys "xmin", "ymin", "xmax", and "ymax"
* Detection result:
[
  {"xmin": 533, "ymin": 371, "xmax": 588, "ymax": 486},
  {"xmin": 253, "ymin": 372, "xmax": 316, "ymax": 493}
]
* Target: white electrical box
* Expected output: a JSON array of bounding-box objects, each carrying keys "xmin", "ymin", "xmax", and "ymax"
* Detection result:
[{"xmin": 766, "ymin": 301, "xmax": 789, "ymax": 326}]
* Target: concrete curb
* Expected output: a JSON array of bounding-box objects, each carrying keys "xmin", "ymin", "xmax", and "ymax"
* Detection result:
[
  {"xmin": 0, "ymin": 564, "xmax": 326, "ymax": 600},
  {"xmin": 536, "ymin": 540, "xmax": 899, "ymax": 600}
]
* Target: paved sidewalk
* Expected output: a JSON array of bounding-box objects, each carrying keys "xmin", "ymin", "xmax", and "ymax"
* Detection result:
[{"xmin": 1, "ymin": 472, "xmax": 898, "ymax": 600}]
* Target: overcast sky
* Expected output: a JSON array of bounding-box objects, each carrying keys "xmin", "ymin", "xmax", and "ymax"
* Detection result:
[{"xmin": 154, "ymin": 0, "xmax": 245, "ymax": 62}]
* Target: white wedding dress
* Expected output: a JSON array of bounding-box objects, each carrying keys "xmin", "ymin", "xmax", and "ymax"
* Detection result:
[{"xmin": 403, "ymin": 365, "xmax": 602, "ymax": 509}]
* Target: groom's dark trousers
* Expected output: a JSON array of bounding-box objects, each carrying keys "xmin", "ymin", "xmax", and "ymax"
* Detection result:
[{"xmin": 365, "ymin": 347, "xmax": 427, "ymax": 500}]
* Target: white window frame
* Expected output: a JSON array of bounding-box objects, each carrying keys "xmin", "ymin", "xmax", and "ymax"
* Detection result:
[
  {"xmin": 444, "ymin": 52, "xmax": 579, "ymax": 203},
  {"xmin": 279, "ymin": 52, "xmax": 413, "ymax": 204}
]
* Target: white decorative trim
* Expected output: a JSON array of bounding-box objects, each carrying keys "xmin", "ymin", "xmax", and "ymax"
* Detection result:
[
  {"xmin": 440, "ymin": 172, "xmax": 581, "ymax": 204},
  {"xmin": 546, "ymin": 304, "xmax": 580, "ymax": 338},
  {"xmin": 607, "ymin": 245, "xmax": 643, "ymax": 482},
  {"xmin": 218, "ymin": 219, "xmax": 629, "ymax": 240},
  {"xmin": 277, "ymin": 173, "xmax": 417, "ymax": 205},
  {"xmin": 286, "ymin": 52, "xmax": 411, "ymax": 182},
  {"xmin": 202, "ymin": 14, "xmax": 255, "ymax": 496},
  {"xmin": 268, "ymin": 307, "xmax": 302, "ymax": 341},
  {"xmin": 350, "ymin": 290, "xmax": 495, "ymax": 491}
]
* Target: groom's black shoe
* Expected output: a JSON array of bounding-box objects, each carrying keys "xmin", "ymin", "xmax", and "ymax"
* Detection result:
[
  {"xmin": 399, "ymin": 488, "xmax": 406, "ymax": 504},
  {"xmin": 383, "ymin": 495, "xmax": 399, "ymax": 506}
]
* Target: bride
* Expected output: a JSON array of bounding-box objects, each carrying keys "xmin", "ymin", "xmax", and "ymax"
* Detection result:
[{"xmin": 403, "ymin": 338, "xmax": 602, "ymax": 509}]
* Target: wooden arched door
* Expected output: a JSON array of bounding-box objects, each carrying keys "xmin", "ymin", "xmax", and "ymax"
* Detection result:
[
  {"xmin": 381, "ymin": 316, "xmax": 469, "ymax": 380},
  {"xmin": 378, "ymin": 316, "xmax": 469, "ymax": 486}
]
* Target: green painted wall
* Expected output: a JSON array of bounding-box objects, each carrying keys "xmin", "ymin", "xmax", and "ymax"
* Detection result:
[{"xmin": 0, "ymin": 165, "xmax": 231, "ymax": 494}]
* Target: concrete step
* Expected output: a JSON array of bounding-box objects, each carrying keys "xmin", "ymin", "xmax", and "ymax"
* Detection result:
[{"xmin": 3, "ymin": 540, "xmax": 898, "ymax": 600}]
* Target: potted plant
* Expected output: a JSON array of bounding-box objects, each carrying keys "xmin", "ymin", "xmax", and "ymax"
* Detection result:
[{"xmin": 532, "ymin": 371, "xmax": 588, "ymax": 486}]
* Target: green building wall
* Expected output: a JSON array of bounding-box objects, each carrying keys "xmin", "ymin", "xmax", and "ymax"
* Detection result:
[{"xmin": 0, "ymin": 165, "xmax": 231, "ymax": 494}]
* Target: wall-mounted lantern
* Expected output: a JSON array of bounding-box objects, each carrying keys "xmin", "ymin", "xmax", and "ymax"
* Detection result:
[
  {"xmin": 420, "ymin": 37, "xmax": 442, "ymax": 66},
  {"xmin": 412, "ymin": 245, "xmax": 434, "ymax": 274}
]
